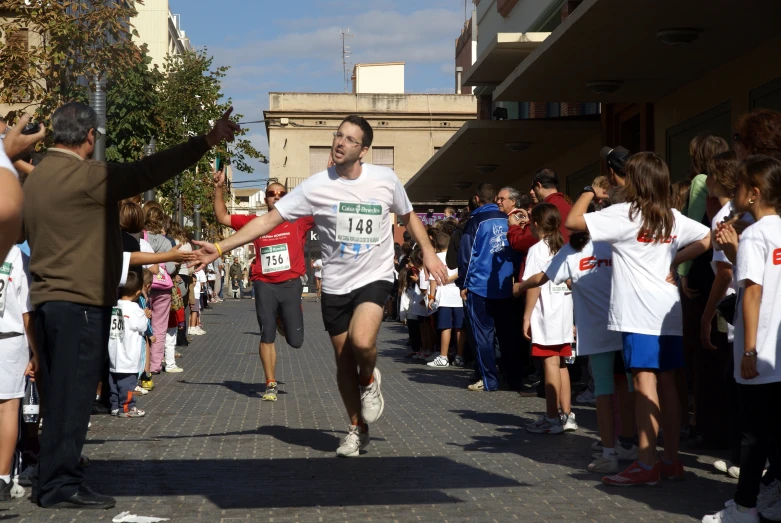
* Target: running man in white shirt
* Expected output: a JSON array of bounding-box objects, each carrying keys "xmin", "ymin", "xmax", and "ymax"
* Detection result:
[{"xmin": 191, "ymin": 115, "xmax": 448, "ymax": 457}]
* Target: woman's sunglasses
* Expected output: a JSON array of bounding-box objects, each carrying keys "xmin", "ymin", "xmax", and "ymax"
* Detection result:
[{"xmin": 266, "ymin": 190, "xmax": 287, "ymax": 198}]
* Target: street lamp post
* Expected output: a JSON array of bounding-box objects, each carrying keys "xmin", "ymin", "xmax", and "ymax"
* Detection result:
[
  {"xmin": 193, "ymin": 204, "xmax": 202, "ymax": 242},
  {"xmin": 143, "ymin": 137, "xmax": 157, "ymax": 202},
  {"xmin": 89, "ymin": 75, "xmax": 107, "ymax": 162}
]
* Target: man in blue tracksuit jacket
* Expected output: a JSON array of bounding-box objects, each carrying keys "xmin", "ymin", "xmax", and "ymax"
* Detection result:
[{"xmin": 457, "ymin": 185, "xmax": 520, "ymax": 391}]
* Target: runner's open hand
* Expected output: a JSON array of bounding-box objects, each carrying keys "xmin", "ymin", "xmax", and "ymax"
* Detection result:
[{"xmin": 189, "ymin": 241, "xmax": 220, "ymax": 272}]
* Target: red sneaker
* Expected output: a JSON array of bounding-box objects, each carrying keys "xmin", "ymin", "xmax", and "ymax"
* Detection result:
[
  {"xmin": 602, "ymin": 460, "xmax": 661, "ymax": 487},
  {"xmin": 660, "ymin": 459, "xmax": 685, "ymax": 481}
]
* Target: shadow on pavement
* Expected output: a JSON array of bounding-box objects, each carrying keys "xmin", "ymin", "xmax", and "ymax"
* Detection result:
[
  {"xmin": 177, "ymin": 379, "xmax": 285, "ymax": 398},
  {"xmin": 85, "ymin": 456, "xmax": 524, "ymax": 509}
]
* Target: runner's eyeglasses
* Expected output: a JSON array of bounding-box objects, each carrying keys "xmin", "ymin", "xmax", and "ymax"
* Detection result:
[
  {"xmin": 266, "ymin": 190, "xmax": 287, "ymax": 198},
  {"xmin": 333, "ymin": 132, "xmax": 362, "ymax": 148}
]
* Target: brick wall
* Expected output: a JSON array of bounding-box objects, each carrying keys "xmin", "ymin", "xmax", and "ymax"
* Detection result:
[{"xmin": 478, "ymin": 95, "xmax": 492, "ymax": 120}]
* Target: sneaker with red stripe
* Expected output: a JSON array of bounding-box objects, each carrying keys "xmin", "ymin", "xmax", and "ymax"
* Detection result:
[
  {"xmin": 602, "ymin": 460, "xmax": 661, "ymax": 487},
  {"xmin": 660, "ymin": 459, "xmax": 685, "ymax": 480}
]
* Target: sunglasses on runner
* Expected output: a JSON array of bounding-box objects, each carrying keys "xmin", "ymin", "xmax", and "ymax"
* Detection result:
[{"xmin": 266, "ymin": 190, "xmax": 287, "ymax": 198}]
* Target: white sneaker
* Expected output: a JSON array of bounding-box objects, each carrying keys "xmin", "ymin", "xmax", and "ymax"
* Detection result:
[
  {"xmin": 615, "ymin": 443, "xmax": 638, "ymax": 461},
  {"xmin": 467, "ymin": 380, "xmax": 484, "ymax": 391},
  {"xmin": 359, "ymin": 368, "xmax": 384, "ymax": 424},
  {"xmin": 190, "ymin": 327, "xmax": 204, "ymax": 336},
  {"xmin": 427, "ymin": 355, "xmax": 449, "ymax": 368},
  {"xmin": 576, "ymin": 389, "xmax": 597, "ymax": 405},
  {"xmin": 336, "ymin": 426, "xmax": 362, "ymax": 457},
  {"xmin": 526, "ymin": 415, "xmax": 564, "ymax": 434},
  {"xmin": 562, "ymin": 412, "xmax": 578, "ymax": 432},
  {"xmin": 165, "ymin": 365, "xmax": 184, "ymax": 373},
  {"xmin": 134, "ymin": 385, "xmax": 149, "ymax": 395},
  {"xmin": 714, "ymin": 460, "xmax": 729, "ymax": 474},
  {"xmin": 728, "ymin": 466, "xmax": 741, "ymax": 479},
  {"xmin": 758, "ymin": 479, "xmax": 781, "ymax": 513},
  {"xmin": 588, "ymin": 454, "xmax": 619, "ymax": 473},
  {"xmin": 591, "ymin": 440, "xmax": 604, "ymax": 451},
  {"xmin": 702, "ymin": 500, "xmax": 759, "ymax": 523}
]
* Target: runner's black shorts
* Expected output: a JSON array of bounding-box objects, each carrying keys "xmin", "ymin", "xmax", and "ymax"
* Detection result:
[
  {"xmin": 253, "ymin": 278, "xmax": 304, "ymax": 347},
  {"xmin": 320, "ymin": 280, "xmax": 393, "ymax": 337}
]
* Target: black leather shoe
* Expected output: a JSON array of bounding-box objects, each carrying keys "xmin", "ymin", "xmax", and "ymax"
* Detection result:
[{"xmin": 46, "ymin": 484, "xmax": 115, "ymax": 509}]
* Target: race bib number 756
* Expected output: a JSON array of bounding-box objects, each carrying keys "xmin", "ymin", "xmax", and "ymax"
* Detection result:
[{"xmin": 336, "ymin": 202, "xmax": 382, "ymax": 245}]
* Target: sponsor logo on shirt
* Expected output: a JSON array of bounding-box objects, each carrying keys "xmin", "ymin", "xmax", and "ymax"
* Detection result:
[
  {"xmin": 773, "ymin": 248, "xmax": 781, "ymax": 265},
  {"xmin": 636, "ymin": 232, "xmax": 677, "ymax": 244},
  {"xmin": 578, "ymin": 256, "xmax": 613, "ymax": 271}
]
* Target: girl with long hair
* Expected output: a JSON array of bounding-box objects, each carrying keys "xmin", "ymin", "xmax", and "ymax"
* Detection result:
[
  {"xmin": 521, "ymin": 203, "xmax": 576, "ymax": 434},
  {"xmin": 705, "ymin": 155, "xmax": 781, "ymax": 523},
  {"xmin": 566, "ymin": 152, "xmax": 712, "ymax": 486}
]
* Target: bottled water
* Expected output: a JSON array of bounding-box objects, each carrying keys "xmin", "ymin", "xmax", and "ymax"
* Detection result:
[
  {"xmin": 22, "ymin": 380, "xmax": 39, "ymax": 424},
  {"xmin": 565, "ymin": 342, "xmax": 578, "ymax": 365}
]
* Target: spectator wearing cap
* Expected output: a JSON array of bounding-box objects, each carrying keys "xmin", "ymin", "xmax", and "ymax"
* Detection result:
[{"xmin": 23, "ymin": 102, "xmax": 238, "ymax": 509}]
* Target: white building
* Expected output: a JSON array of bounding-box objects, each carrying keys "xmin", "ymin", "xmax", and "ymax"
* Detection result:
[{"xmin": 133, "ymin": 0, "xmax": 191, "ymax": 70}]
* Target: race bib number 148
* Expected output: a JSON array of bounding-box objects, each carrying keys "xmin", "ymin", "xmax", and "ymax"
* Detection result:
[{"xmin": 336, "ymin": 202, "xmax": 382, "ymax": 245}]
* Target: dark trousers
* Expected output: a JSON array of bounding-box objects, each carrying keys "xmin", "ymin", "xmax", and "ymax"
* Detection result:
[
  {"xmin": 407, "ymin": 318, "xmax": 421, "ymax": 352},
  {"xmin": 109, "ymin": 372, "xmax": 137, "ymax": 413},
  {"xmin": 34, "ymin": 302, "xmax": 110, "ymax": 507},
  {"xmin": 466, "ymin": 293, "xmax": 513, "ymax": 391},
  {"xmin": 726, "ymin": 347, "xmax": 742, "ymax": 465},
  {"xmin": 694, "ymin": 302, "xmax": 731, "ymax": 443},
  {"xmin": 734, "ymin": 381, "xmax": 781, "ymax": 508}
]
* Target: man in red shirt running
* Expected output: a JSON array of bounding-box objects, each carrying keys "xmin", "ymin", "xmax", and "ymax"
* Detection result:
[
  {"xmin": 507, "ymin": 168, "xmax": 572, "ymax": 253},
  {"xmin": 213, "ymin": 170, "xmax": 314, "ymax": 401}
]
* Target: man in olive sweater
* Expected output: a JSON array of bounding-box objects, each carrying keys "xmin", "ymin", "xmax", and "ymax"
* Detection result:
[{"xmin": 23, "ymin": 102, "xmax": 238, "ymax": 509}]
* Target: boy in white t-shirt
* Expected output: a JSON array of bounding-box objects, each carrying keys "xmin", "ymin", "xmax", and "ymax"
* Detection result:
[
  {"xmin": 108, "ymin": 272, "xmax": 148, "ymax": 418},
  {"xmin": 190, "ymin": 269, "xmax": 207, "ymax": 335},
  {"xmin": 190, "ymin": 116, "xmax": 448, "ymax": 458},
  {"xmin": 427, "ymin": 232, "xmax": 464, "ymax": 368},
  {"xmin": 567, "ymin": 152, "xmax": 711, "ymax": 487}
]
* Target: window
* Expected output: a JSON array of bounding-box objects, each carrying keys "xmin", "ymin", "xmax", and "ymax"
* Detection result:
[
  {"xmin": 372, "ymin": 147, "xmax": 394, "ymax": 170},
  {"xmin": 309, "ymin": 146, "xmax": 331, "ymax": 175},
  {"xmin": 546, "ymin": 102, "xmax": 561, "ymax": 118},
  {"xmin": 665, "ymin": 102, "xmax": 731, "ymax": 182},
  {"xmin": 8, "ymin": 29, "xmax": 29, "ymax": 51},
  {"xmin": 237, "ymin": 196, "xmax": 250, "ymax": 203}
]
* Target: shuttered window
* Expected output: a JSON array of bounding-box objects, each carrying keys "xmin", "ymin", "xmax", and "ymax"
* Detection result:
[
  {"xmin": 372, "ymin": 147, "xmax": 394, "ymax": 170},
  {"xmin": 309, "ymin": 147, "xmax": 331, "ymax": 175}
]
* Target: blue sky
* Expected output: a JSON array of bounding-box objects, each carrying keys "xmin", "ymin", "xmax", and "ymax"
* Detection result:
[{"xmin": 168, "ymin": 0, "xmax": 467, "ymax": 184}]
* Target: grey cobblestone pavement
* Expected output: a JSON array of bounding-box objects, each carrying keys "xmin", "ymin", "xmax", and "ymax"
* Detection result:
[{"xmin": 6, "ymin": 299, "xmax": 737, "ymax": 522}]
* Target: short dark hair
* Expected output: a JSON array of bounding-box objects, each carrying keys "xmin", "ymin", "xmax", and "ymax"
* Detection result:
[
  {"xmin": 532, "ymin": 168, "xmax": 558, "ymax": 190},
  {"xmin": 476, "ymin": 182, "xmax": 495, "ymax": 205},
  {"xmin": 435, "ymin": 231, "xmax": 451, "ymax": 251},
  {"xmin": 51, "ymin": 102, "xmax": 97, "ymax": 146},
  {"xmin": 120, "ymin": 271, "xmax": 143, "ymax": 298},
  {"xmin": 341, "ymin": 115, "xmax": 373, "ymax": 148}
]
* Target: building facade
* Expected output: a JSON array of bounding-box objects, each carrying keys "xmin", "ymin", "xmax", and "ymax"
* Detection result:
[
  {"xmin": 407, "ymin": 0, "xmax": 781, "ymax": 202},
  {"xmin": 132, "ymin": 0, "xmax": 191, "ymax": 70}
]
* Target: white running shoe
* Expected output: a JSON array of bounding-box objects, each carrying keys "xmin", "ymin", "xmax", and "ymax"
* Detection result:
[
  {"xmin": 615, "ymin": 443, "xmax": 638, "ymax": 461},
  {"xmin": 714, "ymin": 460, "xmax": 730, "ymax": 474},
  {"xmin": 359, "ymin": 368, "xmax": 384, "ymax": 424},
  {"xmin": 758, "ymin": 479, "xmax": 781, "ymax": 513},
  {"xmin": 562, "ymin": 412, "xmax": 578, "ymax": 432},
  {"xmin": 336, "ymin": 426, "xmax": 362, "ymax": 457},
  {"xmin": 134, "ymin": 385, "xmax": 149, "ymax": 395},
  {"xmin": 702, "ymin": 500, "xmax": 759, "ymax": 523},
  {"xmin": 427, "ymin": 355, "xmax": 449, "ymax": 368},
  {"xmin": 588, "ymin": 454, "xmax": 619, "ymax": 473},
  {"xmin": 591, "ymin": 440, "xmax": 604, "ymax": 451},
  {"xmin": 526, "ymin": 415, "xmax": 564, "ymax": 434},
  {"xmin": 576, "ymin": 389, "xmax": 597, "ymax": 405},
  {"xmin": 467, "ymin": 380, "xmax": 484, "ymax": 391},
  {"xmin": 190, "ymin": 327, "xmax": 205, "ymax": 336},
  {"xmin": 728, "ymin": 466, "xmax": 741, "ymax": 479},
  {"xmin": 165, "ymin": 365, "xmax": 184, "ymax": 373}
]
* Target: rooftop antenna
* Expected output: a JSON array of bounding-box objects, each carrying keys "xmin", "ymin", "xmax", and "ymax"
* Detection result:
[{"xmin": 341, "ymin": 29, "xmax": 353, "ymax": 93}]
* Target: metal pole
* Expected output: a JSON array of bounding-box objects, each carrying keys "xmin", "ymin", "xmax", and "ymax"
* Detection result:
[
  {"xmin": 89, "ymin": 75, "xmax": 107, "ymax": 162},
  {"xmin": 193, "ymin": 204, "xmax": 201, "ymax": 242},
  {"xmin": 174, "ymin": 176, "xmax": 183, "ymax": 226},
  {"xmin": 143, "ymin": 137, "xmax": 157, "ymax": 202}
]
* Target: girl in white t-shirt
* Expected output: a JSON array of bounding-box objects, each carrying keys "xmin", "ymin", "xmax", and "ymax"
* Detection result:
[
  {"xmin": 521, "ymin": 203, "xmax": 575, "ymax": 435},
  {"xmin": 705, "ymin": 155, "xmax": 781, "ymax": 523},
  {"xmin": 567, "ymin": 152, "xmax": 711, "ymax": 487}
]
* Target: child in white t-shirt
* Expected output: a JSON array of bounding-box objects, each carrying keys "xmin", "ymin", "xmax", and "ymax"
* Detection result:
[
  {"xmin": 567, "ymin": 152, "xmax": 711, "ymax": 487},
  {"xmin": 706, "ymin": 154, "xmax": 781, "ymax": 523},
  {"xmin": 520, "ymin": 203, "xmax": 575, "ymax": 435},
  {"xmin": 108, "ymin": 272, "xmax": 148, "ymax": 418},
  {"xmin": 0, "ymin": 245, "xmax": 38, "ymax": 494},
  {"xmin": 427, "ymin": 231, "xmax": 464, "ymax": 368}
]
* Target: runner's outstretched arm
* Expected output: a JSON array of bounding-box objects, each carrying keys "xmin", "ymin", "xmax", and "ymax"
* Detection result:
[
  {"xmin": 212, "ymin": 169, "xmax": 232, "ymax": 227},
  {"xmin": 191, "ymin": 210, "xmax": 285, "ymax": 271}
]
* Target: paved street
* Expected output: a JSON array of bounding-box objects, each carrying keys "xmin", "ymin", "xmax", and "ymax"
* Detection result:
[{"xmin": 6, "ymin": 299, "xmax": 737, "ymax": 522}]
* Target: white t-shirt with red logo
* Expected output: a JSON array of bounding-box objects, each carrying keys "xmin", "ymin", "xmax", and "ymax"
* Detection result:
[
  {"xmin": 733, "ymin": 214, "xmax": 781, "ymax": 385},
  {"xmin": 522, "ymin": 238, "xmax": 573, "ymax": 346},
  {"xmin": 584, "ymin": 202, "xmax": 710, "ymax": 336},
  {"xmin": 545, "ymin": 240, "xmax": 623, "ymax": 355}
]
